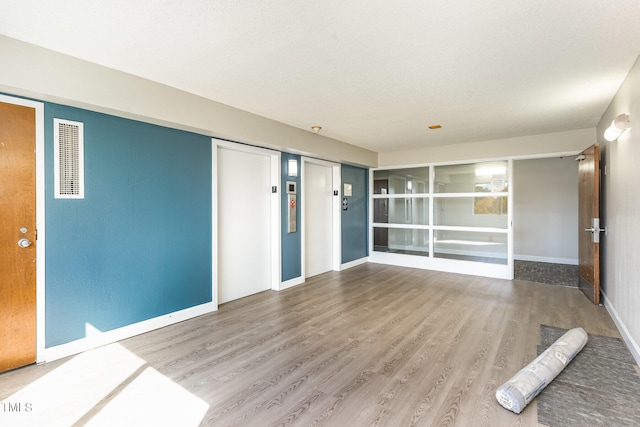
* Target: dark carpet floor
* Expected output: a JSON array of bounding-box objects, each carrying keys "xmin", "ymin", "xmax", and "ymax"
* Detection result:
[
  {"xmin": 515, "ymin": 261, "xmax": 578, "ymax": 287},
  {"xmin": 536, "ymin": 325, "xmax": 640, "ymax": 427}
]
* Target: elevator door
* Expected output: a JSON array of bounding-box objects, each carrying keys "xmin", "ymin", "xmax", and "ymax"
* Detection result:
[
  {"xmin": 217, "ymin": 145, "xmax": 272, "ymax": 303},
  {"xmin": 305, "ymin": 162, "xmax": 333, "ymax": 277}
]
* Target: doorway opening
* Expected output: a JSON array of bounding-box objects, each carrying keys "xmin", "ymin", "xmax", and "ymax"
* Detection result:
[{"xmin": 512, "ymin": 157, "xmax": 580, "ymax": 287}]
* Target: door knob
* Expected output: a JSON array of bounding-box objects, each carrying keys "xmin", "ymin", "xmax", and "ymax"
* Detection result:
[{"xmin": 18, "ymin": 238, "xmax": 32, "ymax": 248}]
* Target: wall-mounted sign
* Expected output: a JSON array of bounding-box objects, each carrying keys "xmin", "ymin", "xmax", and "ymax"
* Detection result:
[
  {"xmin": 490, "ymin": 174, "xmax": 506, "ymax": 192},
  {"xmin": 344, "ymin": 183, "xmax": 352, "ymax": 197}
]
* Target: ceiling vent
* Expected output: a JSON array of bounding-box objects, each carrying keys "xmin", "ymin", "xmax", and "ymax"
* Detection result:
[{"xmin": 54, "ymin": 118, "xmax": 84, "ymax": 199}]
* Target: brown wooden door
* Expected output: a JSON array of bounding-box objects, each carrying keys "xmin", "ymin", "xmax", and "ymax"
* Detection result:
[
  {"xmin": 578, "ymin": 144, "xmax": 600, "ymax": 304},
  {"xmin": 0, "ymin": 101, "xmax": 37, "ymax": 372}
]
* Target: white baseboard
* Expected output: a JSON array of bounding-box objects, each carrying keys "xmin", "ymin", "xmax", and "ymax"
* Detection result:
[
  {"xmin": 433, "ymin": 248, "xmax": 507, "ymax": 260},
  {"xmin": 40, "ymin": 302, "xmax": 216, "ymax": 363},
  {"xmin": 340, "ymin": 257, "xmax": 369, "ymax": 271},
  {"xmin": 279, "ymin": 276, "xmax": 305, "ymax": 291},
  {"xmin": 369, "ymin": 252, "xmax": 511, "ymax": 280},
  {"xmin": 602, "ymin": 291, "xmax": 640, "ymax": 366},
  {"xmin": 278, "ymin": 259, "xmax": 369, "ymax": 290},
  {"xmin": 514, "ymin": 254, "xmax": 578, "ymax": 265}
]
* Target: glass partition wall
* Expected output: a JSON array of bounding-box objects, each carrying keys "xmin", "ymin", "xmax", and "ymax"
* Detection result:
[{"xmin": 371, "ymin": 160, "xmax": 512, "ymax": 279}]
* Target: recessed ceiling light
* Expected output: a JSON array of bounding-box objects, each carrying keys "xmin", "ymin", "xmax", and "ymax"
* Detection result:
[{"xmin": 428, "ymin": 125, "xmax": 442, "ymax": 130}]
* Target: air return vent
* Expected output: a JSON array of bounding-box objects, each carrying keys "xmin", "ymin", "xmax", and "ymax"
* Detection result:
[{"xmin": 54, "ymin": 118, "xmax": 84, "ymax": 199}]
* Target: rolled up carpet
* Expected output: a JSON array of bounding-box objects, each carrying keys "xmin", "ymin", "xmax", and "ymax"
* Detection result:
[{"xmin": 495, "ymin": 327, "xmax": 588, "ymax": 414}]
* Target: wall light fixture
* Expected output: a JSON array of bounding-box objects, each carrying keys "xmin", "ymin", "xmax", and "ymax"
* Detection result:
[
  {"xmin": 604, "ymin": 113, "xmax": 630, "ymax": 142},
  {"xmin": 288, "ymin": 159, "xmax": 298, "ymax": 177}
]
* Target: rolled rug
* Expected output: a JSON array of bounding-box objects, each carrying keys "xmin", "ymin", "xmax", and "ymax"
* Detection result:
[{"xmin": 495, "ymin": 327, "xmax": 588, "ymax": 414}]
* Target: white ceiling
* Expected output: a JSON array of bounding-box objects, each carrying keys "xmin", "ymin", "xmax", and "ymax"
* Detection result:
[{"xmin": 2, "ymin": 1, "xmax": 640, "ymax": 153}]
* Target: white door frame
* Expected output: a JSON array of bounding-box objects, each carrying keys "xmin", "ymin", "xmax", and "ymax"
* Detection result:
[
  {"xmin": 301, "ymin": 157, "xmax": 341, "ymax": 279},
  {"xmin": 212, "ymin": 139, "xmax": 281, "ymax": 307},
  {"xmin": 0, "ymin": 94, "xmax": 46, "ymax": 363}
]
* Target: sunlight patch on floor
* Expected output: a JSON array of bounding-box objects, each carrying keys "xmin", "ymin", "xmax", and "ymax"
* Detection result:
[
  {"xmin": 0, "ymin": 339, "xmax": 208, "ymax": 426},
  {"xmin": 0, "ymin": 343, "xmax": 144, "ymax": 426},
  {"xmin": 86, "ymin": 367, "xmax": 209, "ymax": 426}
]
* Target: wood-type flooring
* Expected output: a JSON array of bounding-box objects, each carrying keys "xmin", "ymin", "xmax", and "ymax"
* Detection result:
[{"xmin": 0, "ymin": 264, "xmax": 622, "ymax": 426}]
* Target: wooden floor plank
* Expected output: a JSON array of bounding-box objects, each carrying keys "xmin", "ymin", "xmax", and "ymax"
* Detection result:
[{"xmin": 0, "ymin": 264, "xmax": 623, "ymax": 426}]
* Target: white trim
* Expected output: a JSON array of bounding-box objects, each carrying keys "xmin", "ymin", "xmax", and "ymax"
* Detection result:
[
  {"xmin": 514, "ymin": 254, "xmax": 578, "ymax": 265},
  {"xmin": 387, "ymin": 245, "xmax": 429, "ymax": 253},
  {"xmin": 35, "ymin": 101, "xmax": 46, "ymax": 364},
  {"xmin": 300, "ymin": 158, "xmax": 306, "ymax": 279},
  {"xmin": 372, "ymin": 223, "xmax": 509, "ymax": 233},
  {"xmin": 213, "ymin": 138, "xmax": 280, "ymax": 156},
  {"xmin": 602, "ymin": 291, "xmax": 640, "ymax": 366},
  {"xmin": 507, "ymin": 158, "xmax": 514, "ymax": 279},
  {"xmin": 429, "ymin": 166, "xmax": 434, "ymax": 259},
  {"xmin": 332, "ymin": 164, "xmax": 342, "ymax": 271},
  {"xmin": 431, "ymin": 248, "xmax": 507, "ymax": 259},
  {"xmin": 211, "ymin": 140, "xmax": 219, "ymax": 309},
  {"xmin": 369, "ymin": 170, "xmax": 374, "ymax": 258},
  {"xmin": 340, "ymin": 257, "xmax": 369, "ymax": 271},
  {"xmin": 369, "ymin": 252, "xmax": 511, "ymax": 280},
  {"xmin": 433, "ymin": 192, "xmax": 509, "ymax": 198},
  {"xmin": 42, "ymin": 302, "xmax": 216, "ymax": 363},
  {"xmin": 271, "ymin": 153, "xmax": 283, "ymax": 289},
  {"xmin": 212, "ymin": 138, "xmax": 281, "ymax": 297},
  {"xmin": 373, "ymin": 223, "xmax": 430, "ymax": 230},
  {"xmin": 510, "ymin": 150, "xmax": 583, "ymax": 161},
  {"xmin": 374, "ymin": 156, "xmax": 511, "ymax": 170},
  {"xmin": 0, "ymin": 95, "xmax": 47, "ymax": 365},
  {"xmin": 279, "ymin": 276, "xmax": 306, "ymax": 291},
  {"xmin": 375, "ymin": 151, "xmax": 583, "ymax": 170},
  {"xmin": 372, "ymin": 193, "xmax": 431, "ymax": 199}
]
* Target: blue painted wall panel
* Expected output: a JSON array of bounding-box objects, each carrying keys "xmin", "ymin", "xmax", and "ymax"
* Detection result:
[
  {"xmin": 281, "ymin": 153, "xmax": 302, "ymax": 281},
  {"xmin": 44, "ymin": 104, "xmax": 212, "ymax": 347},
  {"xmin": 341, "ymin": 165, "xmax": 369, "ymax": 263}
]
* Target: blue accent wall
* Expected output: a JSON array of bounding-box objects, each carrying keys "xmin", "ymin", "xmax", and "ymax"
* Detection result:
[
  {"xmin": 7, "ymin": 91, "xmax": 370, "ymax": 348},
  {"xmin": 44, "ymin": 103, "xmax": 212, "ymax": 347},
  {"xmin": 341, "ymin": 164, "xmax": 369, "ymax": 263},
  {"xmin": 281, "ymin": 153, "xmax": 302, "ymax": 281}
]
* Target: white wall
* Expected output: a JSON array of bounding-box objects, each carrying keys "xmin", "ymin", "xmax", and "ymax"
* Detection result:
[
  {"xmin": 378, "ymin": 128, "xmax": 595, "ymax": 166},
  {"xmin": 513, "ymin": 157, "xmax": 578, "ymax": 264},
  {"xmin": 599, "ymin": 56, "xmax": 640, "ymax": 364},
  {"xmin": 0, "ymin": 36, "xmax": 376, "ymax": 168}
]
